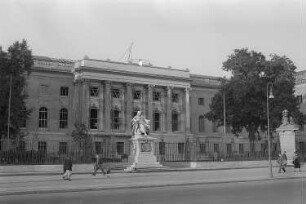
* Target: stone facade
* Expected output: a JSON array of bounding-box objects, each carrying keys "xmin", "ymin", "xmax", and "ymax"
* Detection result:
[{"xmin": 20, "ymin": 56, "xmax": 306, "ymax": 159}]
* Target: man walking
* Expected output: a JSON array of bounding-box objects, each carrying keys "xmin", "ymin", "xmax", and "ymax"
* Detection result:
[
  {"xmin": 93, "ymin": 154, "xmax": 105, "ymax": 176},
  {"xmin": 62, "ymin": 156, "xmax": 72, "ymax": 181}
]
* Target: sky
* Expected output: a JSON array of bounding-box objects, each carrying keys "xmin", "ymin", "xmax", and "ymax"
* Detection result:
[{"xmin": 0, "ymin": 0, "xmax": 305, "ymax": 77}]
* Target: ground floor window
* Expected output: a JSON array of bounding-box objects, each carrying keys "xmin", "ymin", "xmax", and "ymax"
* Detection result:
[
  {"xmin": 214, "ymin": 144, "xmax": 219, "ymax": 153},
  {"xmin": 239, "ymin": 144, "xmax": 244, "ymax": 154},
  {"xmin": 226, "ymin": 144, "xmax": 232, "ymax": 155},
  {"xmin": 178, "ymin": 143, "xmax": 185, "ymax": 154},
  {"xmin": 200, "ymin": 143, "xmax": 206, "ymax": 154},
  {"xmin": 116, "ymin": 142, "xmax": 124, "ymax": 155},
  {"xmin": 95, "ymin": 142, "xmax": 102, "ymax": 154},
  {"xmin": 38, "ymin": 141, "xmax": 47, "ymax": 152},
  {"xmin": 59, "ymin": 142, "xmax": 67, "ymax": 154}
]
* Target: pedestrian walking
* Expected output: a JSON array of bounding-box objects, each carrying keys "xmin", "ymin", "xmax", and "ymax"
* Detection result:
[
  {"xmin": 277, "ymin": 152, "xmax": 283, "ymax": 173},
  {"xmin": 293, "ymin": 152, "xmax": 301, "ymax": 172},
  {"xmin": 62, "ymin": 156, "xmax": 72, "ymax": 181},
  {"xmin": 281, "ymin": 151, "xmax": 287, "ymax": 173},
  {"xmin": 92, "ymin": 154, "xmax": 106, "ymax": 176}
]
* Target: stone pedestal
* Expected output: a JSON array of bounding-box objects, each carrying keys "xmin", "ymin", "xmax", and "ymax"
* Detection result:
[
  {"xmin": 124, "ymin": 135, "xmax": 162, "ymax": 172},
  {"xmin": 276, "ymin": 110, "xmax": 298, "ymax": 166}
]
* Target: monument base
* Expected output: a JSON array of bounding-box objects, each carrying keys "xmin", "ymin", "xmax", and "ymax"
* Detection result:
[{"xmin": 124, "ymin": 135, "xmax": 162, "ymax": 172}]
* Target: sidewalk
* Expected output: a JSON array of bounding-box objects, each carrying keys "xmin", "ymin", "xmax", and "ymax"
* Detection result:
[{"xmin": 0, "ymin": 166, "xmax": 305, "ymax": 196}]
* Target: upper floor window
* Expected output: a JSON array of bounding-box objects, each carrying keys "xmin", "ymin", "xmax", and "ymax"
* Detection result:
[
  {"xmin": 133, "ymin": 90, "xmax": 141, "ymax": 100},
  {"xmin": 153, "ymin": 110, "xmax": 160, "ymax": 131},
  {"xmin": 89, "ymin": 108, "xmax": 98, "ymax": 129},
  {"xmin": 172, "ymin": 93, "xmax": 179, "ymax": 103},
  {"xmin": 60, "ymin": 87, "xmax": 69, "ymax": 96},
  {"xmin": 39, "ymin": 107, "xmax": 48, "ymax": 128},
  {"xmin": 199, "ymin": 116, "xmax": 205, "ymax": 132},
  {"xmin": 153, "ymin": 91, "xmax": 160, "ymax": 102},
  {"xmin": 172, "ymin": 110, "xmax": 179, "ymax": 132},
  {"xmin": 90, "ymin": 86, "xmax": 99, "ymax": 97},
  {"xmin": 198, "ymin": 98, "xmax": 204, "ymax": 105},
  {"xmin": 112, "ymin": 88, "xmax": 120, "ymax": 98},
  {"xmin": 59, "ymin": 108, "xmax": 68, "ymax": 129},
  {"xmin": 297, "ymin": 95, "xmax": 303, "ymax": 104},
  {"xmin": 111, "ymin": 108, "xmax": 120, "ymax": 130}
]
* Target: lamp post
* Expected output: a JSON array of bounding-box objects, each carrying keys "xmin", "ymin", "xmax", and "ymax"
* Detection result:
[
  {"xmin": 7, "ymin": 74, "xmax": 12, "ymax": 150},
  {"xmin": 266, "ymin": 82, "xmax": 274, "ymax": 178}
]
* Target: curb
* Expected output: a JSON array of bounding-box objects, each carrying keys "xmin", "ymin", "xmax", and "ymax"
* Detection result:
[
  {"xmin": 0, "ymin": 175, "xmax": 303, "ymax": 196},
  {"xmin": 0, "ymin": 166, "xmax": 277, "ymax": 177}
]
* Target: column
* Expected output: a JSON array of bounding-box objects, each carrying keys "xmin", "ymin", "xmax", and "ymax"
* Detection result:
[
  {"xmin": 147, "ymin": 85, "xmax": 153, "ymax": 124},
  {"xmin": 125, "ymin": 83, "xmax": 133, "ymax": 134},
  {"xmin": 81, "ymin": 79, "xmax": 89, "ymax": 125},
  {"xmin": 185, "ymin": 87, "xmax": 191, "ymax": 133},
  {"xmin": 99, "ymin": 82, "xmax": 104, "ymax": 131},
  {"xmin": 72, "ymin": 80, "xmax": 81, "ymax": 125},
  {"xmin": 166, "ymin": 86, "xmax": 172, "ymax": 133},
  {"xmin": 104, "ymin": 81, "xmax": 111, "ymax": 132}
]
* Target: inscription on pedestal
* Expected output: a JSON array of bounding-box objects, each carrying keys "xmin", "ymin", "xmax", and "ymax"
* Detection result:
[{"xmin": 141, "ymin": 142, "xmax": 152, "ymax": 152}]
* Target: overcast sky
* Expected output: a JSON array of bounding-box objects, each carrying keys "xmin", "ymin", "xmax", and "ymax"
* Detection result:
[{"xmin": 0, "ymin": 0, "xmax": 305, "ymax": 77}]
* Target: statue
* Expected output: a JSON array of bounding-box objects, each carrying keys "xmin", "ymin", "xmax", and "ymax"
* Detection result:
[
  {"xmin": 281, "ymin": 109, "xmax": 289, "ymax": 126},
  {"xmin": 131, "ymin": 111, "xmax": 150, "ymax": 137}
]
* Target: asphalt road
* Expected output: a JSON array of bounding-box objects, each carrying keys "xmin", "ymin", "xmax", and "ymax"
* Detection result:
[{"xmin": 1, "ymin": 178, "xmax": 305, "ymax": 204}]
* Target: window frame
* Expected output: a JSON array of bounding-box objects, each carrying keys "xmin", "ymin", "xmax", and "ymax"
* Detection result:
[
  {"xmin": 59, "ymin": 108, "xmax": 68, "ymax": 129},
  {"xmin": 198, "ymin": 98, "xmax": 204, "ymax": 105},
  {"xmin": 60, "ymin": 86, "xmax": 69, "ymax": 97},
  {"xmin": 39, "ymin": 107, "xmax": 48, "ymax": 128},
  {"xmin": 153, "ymin": 110, "xmax": 160, "ymax": 131},
  {"xmin": 90, "ymin": 86, "xmax": 99, "ymax": 97},
  {"xmin": 89, "ymin": 108, "xmax": 98, "ymax": 129}
]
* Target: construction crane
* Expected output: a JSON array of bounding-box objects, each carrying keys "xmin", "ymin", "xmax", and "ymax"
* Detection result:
[{"xmin": 118, "ymin": 42, "xmax": 152, "ymax": 66}]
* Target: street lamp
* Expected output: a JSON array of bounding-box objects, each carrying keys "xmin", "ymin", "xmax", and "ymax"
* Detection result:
[{"xmin": 267, "ymin": 82, "xmax": 274, "ymax": 178}]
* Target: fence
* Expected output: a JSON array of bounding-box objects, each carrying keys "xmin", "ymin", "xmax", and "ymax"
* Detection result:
[{"xmin": 0, "ymin": 139, "xmax": 304, "ymax": 165}]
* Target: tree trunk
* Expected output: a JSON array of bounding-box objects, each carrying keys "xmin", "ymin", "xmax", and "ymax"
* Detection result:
[{"xmin": 248, "ymin": 127, "xmax": 256, "ymax": 157}]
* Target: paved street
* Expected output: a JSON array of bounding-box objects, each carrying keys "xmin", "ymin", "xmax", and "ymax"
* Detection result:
[
  {"xmin": 1, "ymin": 167, "xmax": 304, "ymax": 195},
  {"xmin": 1, "ymin": 178, "xmax": 305, "ymax": 204}
]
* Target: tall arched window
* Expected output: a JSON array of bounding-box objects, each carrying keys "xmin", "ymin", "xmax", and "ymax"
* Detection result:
[
  {"xmin": 59, "ymin": 108, "xmax": 68, "ymax": 129},
  {"xmin": 153, "ymin": 110, "xmax": 160, "ymax": 131},
  {"xmin": 199, "ymin": 115, "xmax": 205, "ymax": 132},
  {"xmin": 89, "ymin": 108, "xmax": 98, "ymax": 129},
  {"xmin": 172, "ymin": 110, "xmax": 179, "ymax": 132},
  {"xmin": 39, "ymin": 107, "xmax": 48, "ymax": 128},
  {"xmin": 111, "ymin": 108, "xmax": 120, "ymax": 130}
]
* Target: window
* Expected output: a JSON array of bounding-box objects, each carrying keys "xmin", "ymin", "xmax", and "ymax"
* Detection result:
[
  {"xmin": 111, "ymin": 108, "xmax": 120, "ymax": 130},
  {"xmin": 133, "ymin": 107, "xmax": 140, "ymax": 117},
  {"xmin": 214, "ymin": 144, "xmax": 219, "ymax": 153},
  {"xmin": 39, "ymin": 107, "xmax": 48, "ymax": 128},
  {"xmin": 39, "ymin": 84, "xmax": 48, "ymax": 95},
  {"xmin": 59, "ymin": 142, "xmax": 67, "ymax": 154},
  {"xmin": 19, "ymin": 141, "xmax": 26, "ymax": 151},
  {"xmin": 198, "ymin": 98, "xmax": 204, "ymax": 105},
  {"xmin": 200, "ymin": 143, "xmax": 206, "ymax": 154},
  {"xmin": 212, "ymin": 121, "xmax": 218, "ymax": 132},
  {"xmin": 133, "ymin": 90, "xmax": 141, "ymax": 100},
  {"xmin": 20, "ymin": 108, "xmax": 27, "ymax": 128},
  {"xmin": 178, "ymin": 143, "xmax": 185, "ymax": 154},
  {"xmin": 89, "ymin": 108, "xmax": 98, "ymax": 129},
  {"xmin": 226, "ymin": 144, "xmax": 232, "ymax": 155},
  {"xmin": 90, "ymin": 86, "xmax": 99, "ymax": 97},
  {"xmin": 297, "ymin": 95, "xmax": 303, "ymax": 104},
  {"xmin": 38, "ymin": 141, "xmax": 47, "ymax": 152},
  {"xmin": 172, "ymin": 110, "xmax": 179, "ymax": 131},
  {"xmin": 112, "ymin": 88, "xmax": 120, "ymax": 98},
  {"xmin": 116, "ymin": 142, "xmax": 124, "ymax": 155},
  {"xmin": 159, "ymin": 142, "xmax": 165, "ymax": 155},
  {"xmin": 60, "ymin": 87, "xmax": 69, "ymax": 96},
  {"xmin": 239, "ymin": 144, "xmax": 244, "ymax": 154},
  {"xmin": 153, "ymin": 91, "xmax": 160, "ymax": 102},
  {"xmin": 153, "ymin": 110, "xmax": 160, "ymax": 131},
  {"xmin": 95, "ymin": 142, "xmax": 102, "ymax": 154},
  {"xmin": 199, "ymin": 116, "xmax": 205, "ymax": 132},
  {"xmin": 172, "ymin": 93, "xmax": 179, "ymax": 103},
  {"xmin": 59, "ymin": 108, "xmax": 68, "ymax": 129}
]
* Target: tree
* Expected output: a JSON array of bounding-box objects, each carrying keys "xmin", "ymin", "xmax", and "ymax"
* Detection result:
[
  {"xmin": 205, "ymin": 48, "xmax": 306, "ymax": 155},
  {"xmin": 71, "ymin": 123, "xmax": 93, "ymax": 160},
  {"xmin": 0, "ymin": 40, "xmax": 33, "ymax": 140}
]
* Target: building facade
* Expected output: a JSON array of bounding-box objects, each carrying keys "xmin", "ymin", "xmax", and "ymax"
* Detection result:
[{"xmin": 16, "ymin": 56, "xmax": 306, "ymax": 161}]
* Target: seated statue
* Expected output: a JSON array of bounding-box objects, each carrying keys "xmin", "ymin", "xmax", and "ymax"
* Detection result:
[{"xmin": 131, "ymin": 111, "xmax": 150, "ymax": 137}]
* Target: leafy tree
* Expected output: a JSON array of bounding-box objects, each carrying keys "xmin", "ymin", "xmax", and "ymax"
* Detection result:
[
  {"xmin": 205, "ymin": 48, "xmax": 306, "ymax": 155},
  {"xmin": 71, "ymin": 123, "xmax": 93, "ymax": 159},
  {"xmin": 0, "ymin": 40, "xmax": 33, "ymax": 140}
]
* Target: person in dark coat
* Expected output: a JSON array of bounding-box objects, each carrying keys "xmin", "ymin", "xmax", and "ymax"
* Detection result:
[
  {"xmin": 62, "ymin": 156, "xmax": 72, "ymax": 181},
  {"xmin": 293, "ymin": 152, "xmax": 301, "ymax": 172}
]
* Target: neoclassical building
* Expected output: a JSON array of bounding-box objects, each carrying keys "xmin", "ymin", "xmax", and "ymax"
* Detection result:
[{"xmin": 19, "ymin": 56, "xmax": 306, "ymax": 160}]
